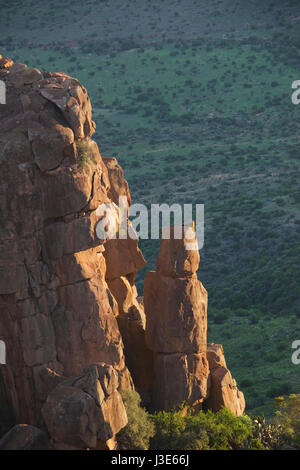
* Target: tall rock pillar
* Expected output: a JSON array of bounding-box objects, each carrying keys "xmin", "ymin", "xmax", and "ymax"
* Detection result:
[{"xmin": 144, "ymin": 224, "xmax": 210, "ymax": 410}]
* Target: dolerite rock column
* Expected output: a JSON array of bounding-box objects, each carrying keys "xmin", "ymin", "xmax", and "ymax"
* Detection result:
[
  {"xmin": 0, "ymin": 58, "xmax": 136, "ymax": 445},
  {"xmin": 144, "ymin": 224, "xmax": 210, "ymax": 410}
]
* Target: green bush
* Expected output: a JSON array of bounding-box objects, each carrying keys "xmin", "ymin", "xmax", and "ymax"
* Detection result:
[
  {"xmin": 150, "ymin": 406, "xmax": 255, "ymax": 450},
  {"xmin": 116, "ymin": 394, "xmax": 300, "ymax": 450},
  {"xmin": 117, "ymin": 389, "xmax": 155, "ymax": 450},
  {"xmin": 273, "ymin": 394, "xmax": 300, "ymax": 448},
  {"xmin": 76, "ymin": 139, "xmax": 96, "ymax": 170}
]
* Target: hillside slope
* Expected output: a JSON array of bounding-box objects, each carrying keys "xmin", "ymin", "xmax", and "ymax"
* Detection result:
[{"xmin": 1, "ymin": 0, "xmax": 299, "ymax": 416}]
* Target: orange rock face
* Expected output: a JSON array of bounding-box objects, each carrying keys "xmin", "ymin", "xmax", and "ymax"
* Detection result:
[
  {"xmin": 42, "ymin": 364, "xmax": 127, "ymax": 449},
  {"xmin": 144, "ymin": 225, "xmax": 210, "ymax": 410},
  {"xmin": 102, "ymin": 158, "xmax": 153, "ymax": 394},
  {"xmin": 156, "ymin": 224, "xmax": 200, "ymax": 278},
  {"xmin": 144, "ymin": 228, "xmax": 245, "ymax": 416},
  {"xmin": 205, "ymin": 344, "xmax": 245, "ymax": 416},
  {"xmin": 0, "ymin": 58, "xmax": 245, "ymax": 450},
  {"xmin": 145, "ymin": 273, "xmax": 208, "ymax": 354},
  {"xmin": 0, "ymin": 59, "xmax": 138, "ymax": 447},
  {"xmin": 151, "ymin": 352, "xmax": 210, "ymax": 411}
]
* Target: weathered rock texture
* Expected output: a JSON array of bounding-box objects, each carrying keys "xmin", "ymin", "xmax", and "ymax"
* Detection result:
[
  {"xmin": 205, "ymin": 343, "xmax": 245, "ymax": 416},
  {"xmin": 0, "ymin": 424, "xmax": 49, "ymax": 450},
  {"xmin": 144, "ymin": 226, "xmax": 245, "ymax": 415},
  {"xmin": 42, "ymin": 364, "xmax": 127, "ymax": 449},
  {"xmin": 144, "ymin": 224, "xmax": 210, "ymax": 411},
  {"xmin": 0, "ymin": 58, "xmax": 139, "ymax": 448},
  {"xmin": 0, "ymin": 58, "xmax": 245, "ymax": 450},
  {"xmin": 102, "ymin": 157, "xmax": 154, "ymax": 394}
]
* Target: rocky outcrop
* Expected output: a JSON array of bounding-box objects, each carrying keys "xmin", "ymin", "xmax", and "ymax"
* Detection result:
[
  {"xmin": 144, "ymin": 225, "xmax": 245, "ymax": 416},
  {"xmin": 0, "ymin": 57, "xmax": 245, "ymax": 450},
  {"xmin": 0, "ymin": 58, "xmax": 139, "ymax": 448},
  {"xmin": 0, "ymin": 424, "xmax": 49, "ymax": 450},
  {"xmin": 144, "ymin": 224, "xmax": 210, "ymax": 410},
  {"xmin": 42, "ymin": 364, "xmax": 127, "ymax": 450},
  {"xmin": 205, "ymin": 344, "xmax": 245, "ymax": 416},
  {"xmin": 102, "ymin": 158, "xmax": 154, "ymax": 394}
]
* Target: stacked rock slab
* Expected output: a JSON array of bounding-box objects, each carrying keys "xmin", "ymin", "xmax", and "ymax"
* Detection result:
[
  {"xmin": 205, "ymin": 343, "xmax": 245, "ymax": 416},
  {"xmin": 144, "ymin": 224, "xmax": 210, "ymax": 411},
  {"xmin": 0, "ymin": 58, "xmax": 142, "ymax": 448}
]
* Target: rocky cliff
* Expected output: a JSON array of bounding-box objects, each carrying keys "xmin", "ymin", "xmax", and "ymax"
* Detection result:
[
  {"xmin": 143, "ymin": 224, "xmax": 245, "ymax": 416},
  {"xmin": 0, "ymin": 56, "xmax": 244, "ymax": 450}
]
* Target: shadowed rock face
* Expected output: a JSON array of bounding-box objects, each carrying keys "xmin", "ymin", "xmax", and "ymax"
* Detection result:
[
  {"xmin": 102, "ymin": 157, "xmax": 153, "ymax": 395},
  {"xmin": 0, "ymin": 59, "xmax": 139, "ymax": 446},
  {"xmin": 0, "ymin": 424, "xmax": 49, "ymax": 450}
]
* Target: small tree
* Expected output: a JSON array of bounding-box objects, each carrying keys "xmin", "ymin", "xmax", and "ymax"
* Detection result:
[
  {"xmin": 150, "ymin": 406, "xmax": 255, "ymax": 450},
  {"xmin": 76, "ymin": 139, "xmax": 96, "ymax": 171},
  {"xmin": 274, "ymin": 394, "xmax": 300, "ymax": 448},
  {"xmin": 117, "ymin": 390, "xmax": 155, "ymax": 450}
]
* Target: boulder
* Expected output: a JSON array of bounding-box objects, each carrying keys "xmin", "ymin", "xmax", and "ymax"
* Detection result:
[
  {"xmin": 204, "ymin": 366, "xmax": 245, "ymax": 417},
  {"xmin": 0, "ymin": 424, "xmax": 48, "ymax": 450},
  {"xmin": 205, "ymin": 343, "xmax": 245, "ymax": 416},
  {"xmin": 156, "ymin": 224, "xmax": 200, "ymax": 278},
  {"xmin": 40, "ymin": 72, "xmax": 95, "ymax": 139},
  {"xmin": 104, "ymin": 234, "xmax": 146, "ymax": 281},
  {"xmin": 42, "ymin": 364, "xmax": 127, "ymax": 449},
  {"xmin": 207, "ymin": 343, "xmax": 227, "ymax": 370}
]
